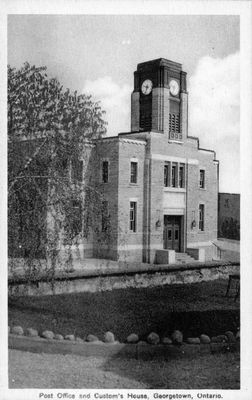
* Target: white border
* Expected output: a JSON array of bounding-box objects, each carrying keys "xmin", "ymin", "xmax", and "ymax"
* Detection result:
[{"xmin": 1, "ymin": 1, "xmax": 252, "ymax": 399}]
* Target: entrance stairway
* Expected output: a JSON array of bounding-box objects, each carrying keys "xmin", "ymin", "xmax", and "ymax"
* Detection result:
[{"xmin": 175, "ymin": 252, "xmax": 197, "ymax": 264}]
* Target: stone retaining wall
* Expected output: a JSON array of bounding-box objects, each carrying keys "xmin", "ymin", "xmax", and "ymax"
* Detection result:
[{"xmin": 9, "ymin": 263, "xmax": 239, "ymax": 297}]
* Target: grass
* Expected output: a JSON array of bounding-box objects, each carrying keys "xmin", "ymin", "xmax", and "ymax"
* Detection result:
[
  {"xmin": 9, "ymin": 349, "xmax": 240, "ymax": 389},
  {"xmin": 8, "ymin": 279, "xmax": 240, "ymax": 341}
]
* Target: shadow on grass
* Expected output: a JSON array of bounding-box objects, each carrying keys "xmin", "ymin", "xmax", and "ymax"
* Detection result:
[{"xmin": 99, "ymin": 342, "xmax": 240, "ymax": 389}]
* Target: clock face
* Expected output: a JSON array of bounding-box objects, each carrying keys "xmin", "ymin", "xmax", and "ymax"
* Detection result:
[
  {"xmin": 169, "ymin": 80, "xmax": 180, "ymax": 96},
  {"xmin": 141, "ymin": 79, "xmax": 153, "ymax": 95}
]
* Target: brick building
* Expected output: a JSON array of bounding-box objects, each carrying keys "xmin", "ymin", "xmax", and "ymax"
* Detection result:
[
  {"xmin": 77, "ymin": 58, "xmax": 219, "ymax": 263},
  {"xmin": 218, "ymin": 193, "xmax": 240, "ymax": 240},
  {"xmin": 10, "ymin": 58, "xmax": 219, "ymax": 264}
]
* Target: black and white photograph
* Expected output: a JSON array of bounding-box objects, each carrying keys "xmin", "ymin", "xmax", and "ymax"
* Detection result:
[{"xmin": 1, "ymin": 0, "xmax": 252, "ymax": 399}]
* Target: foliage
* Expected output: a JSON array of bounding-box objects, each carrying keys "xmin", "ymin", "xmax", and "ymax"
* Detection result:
[{"xmin": 8, "ymin": 62, "xmax": 108, "ymax": 278}]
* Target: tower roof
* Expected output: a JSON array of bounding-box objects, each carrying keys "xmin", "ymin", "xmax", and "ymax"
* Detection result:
[{"xmin": 137, "ymin": 58, "xmax": 182, "ymax": 72}]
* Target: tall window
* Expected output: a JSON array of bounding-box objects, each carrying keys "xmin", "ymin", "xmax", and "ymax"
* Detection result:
[
  {"xmin": 65, "ymin": 200, "xmax": 82, "ymax": 241},
  {"xmin": 199, "ymin": 204, "xmax": 205, "ymax": 231},
  {"xmin": 164, "ymin": 162, "xmax": 185, "ymax": 188},
  {"xmin": 130, "ymin": 202, "xmax": 137, "ymax": 232},
  {"xmin": 179, "ymin": 164, "xmax": 185, "ymax": 188},
  {"xmin": 164, "ymin": 162, "xmax": 170, "ymax": 187},
  {"xmin": 102, "ymin": 161, "xmax": 109, "ymax": 183},
  {"xmin": 171, "ymin": 164, "xmax": 177, "ymax": 187},
  {"xmin": 200, "ymin": 169, "xmax": 205, "ymax": 188},
  {"xmin": 130, "ymin": 162, "xmax": 138, "ymax": 184},
  {"xmin": 101, "ymin": 200, "xmax": 109, "ymax": 232}
]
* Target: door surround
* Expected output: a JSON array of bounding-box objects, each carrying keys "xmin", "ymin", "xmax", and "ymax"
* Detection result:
[{"xmin": 163, "ymin": 215, "xmax": 184, "ymax": 252}]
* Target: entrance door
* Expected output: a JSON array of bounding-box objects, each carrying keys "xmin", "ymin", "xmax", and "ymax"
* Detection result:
[{"xmin": 163, "ymin": 216, "xmax": 181, "ymax": 252}]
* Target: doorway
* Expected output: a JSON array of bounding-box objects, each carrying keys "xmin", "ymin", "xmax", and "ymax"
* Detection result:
[{"xmin": 163, "ymin": 215, "xmax": 181, "ymax": 252}]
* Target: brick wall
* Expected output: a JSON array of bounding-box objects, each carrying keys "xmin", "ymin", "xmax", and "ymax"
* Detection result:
[
  {"xmin": 117, "ymin": 139, "xmax": 146, "ymax": 262},
  {"xmin": 218, "ymin": 193, "xmax": 240, "ymax": 240}
]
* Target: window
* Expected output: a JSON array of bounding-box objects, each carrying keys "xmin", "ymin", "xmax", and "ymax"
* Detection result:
[
  {"xmin": 199, "ymin": 204, "xmax": 205, "ymax": 231},
  {"xmin": 169, "ymin": 113, "xmax": 181, "ymax": 137},
  {"xmin": 130, "ymin": 162, "xmax": 138, "ymax": 184},
  {"xmin": 199, "ymin": 169, "xmax": 205, "ymax": 188},
  {"xmin": 224, "ymin": 199, "xmax": 230, "ymax": 208},
  {"xmin": 102, "ymin": 161, "xmax": 109, "ymax": 183},
  {"xmin": 179, "ymin": 164, "xmax": 185, "ymax": 188},
  {"xmin": 101, "ymin": 200, "xmax": 109, "ymax": 232},
  {"xmin": 130, "ymin": 202, "xmax": 137, "ymax": 232},
  {"xmin": 65, "ymin": 200, "xmax": 82, "ymax": 241},
  {"xmin": 71, "ymin": 159, "xmax": 83, "ymax": 182},
  {"xmin": 171, "ymin": 164, "xmax": 177, "ymax": 187},
  {"xmin": 164, "ymin": 162, "xmax": 185, "ymax": 188},
  {"xmin": 164, "ymin": 162, "xmax": 169, "ymax": 187}
]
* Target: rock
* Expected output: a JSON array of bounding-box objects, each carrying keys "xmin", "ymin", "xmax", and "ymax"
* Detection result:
[
  {"xmin": 86, "ymin": 334, "xmax": 99, "ymax": 342},
  {"xmin": 187, "ymin": 337, "xmax": 200, "ymax": 344},
  {"xmin": 162, "ymin": 337, "xmax": 172, "ymax": 345},
  {"xmin": 225, "ymin": 331, "xmax": 236, "ymax": 343},
  {"xmin": 211, "ymin": 335, "xmax": 228, "ymax": 343},
  {"xmin": 126, "ymin": 333, "xmax": 139, "ymax": 344},
  {"xmin": 104, "ymin": 331, "xmax": 115, "ymax": 343},
  {"xmin": 171, "ymin": 330, "xmax": 183, "ymax": 345},
  {"xmin": 200, "ymin": 334, "xmax": 211, "ymax": 344},
  {"xmin": 236, "ymin": 330, "xmax": 240, "ymax": 341},
  {"xmin": 54, "ymin": 334, "xmax": 64, "ymax": 341},
  {"xmin": 25, "ymin": 328, "xmax": 38, "ymax": 337},
  {"xmin": 76, "ymin": 337, "xmax": 84, "ymax": 343},
  {"xmin": 147, "ymin": 332, "xmax": 160, "ymax": 345},
  {"xmin": 138, "ymin": 340, "xmax": 147, "ymax": 345},
  {"xmin": 41, "ymin": 330, "xmax": 54, "ymax": 340},
  {"xmin": 11, "ymin": 326, "xmax": 24, "ymax": 336},
  {"xmin": 65, "ymin": 334, "xmax": 75, "ymax": 341}
]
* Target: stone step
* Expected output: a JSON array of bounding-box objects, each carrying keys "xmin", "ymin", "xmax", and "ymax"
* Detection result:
[{"xmin": 175, "ymin": 252, "xmax": 197, "ymax": 264}]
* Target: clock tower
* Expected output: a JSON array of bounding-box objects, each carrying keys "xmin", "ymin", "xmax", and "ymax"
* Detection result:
[{"xmin": 131, "ymin": 58, "xmax": 188, "ymax": 141}]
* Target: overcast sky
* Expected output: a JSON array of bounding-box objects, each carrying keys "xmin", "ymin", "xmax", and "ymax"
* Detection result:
[{"xmin": 8, "ymin": 15, "xmax": 240, "ymax": 193}]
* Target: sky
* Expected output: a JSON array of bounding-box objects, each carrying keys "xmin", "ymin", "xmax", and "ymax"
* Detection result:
[{"xmin": 8, "ymin": 14, "xmax": 240, "ymax": 193}]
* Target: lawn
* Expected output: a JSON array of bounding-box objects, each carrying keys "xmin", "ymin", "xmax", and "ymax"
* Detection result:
[
  {"xmin": 9, "ymin": 349, "xmax": 240, "ymax": 389},
  {"xmin": 8, "ymin": 279, "xmax": 240, "ymax": 342}
]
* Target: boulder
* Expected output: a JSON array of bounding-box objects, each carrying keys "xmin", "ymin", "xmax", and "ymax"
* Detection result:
[
  {"xmin": 211, "ymin": 335, "xmax": 228, "ymax": 343},
  {"xmin": 86, "ymin": 334, "xmax": 99, "ymax": 342},
  {"xmin": 138, "ymin": 340, "xmax": 147, "ymax": 345},
  {"xmin": 187, "ymin": 337, "xmax": 200, "ymax": 345},
  {"xmin": 200, "ymin": 334, "xmax": 211, "ymax": 344},
  {"xmin": 147, "ymin": 332, "xmax": 160, "ymax": 345},
  {"xmin": 225, "ymin": 331, "xmax": 236, "ymax": 343},
  {"xmin": 25, "ymin": 328, "xmax": 38, "ymax": 337},
  {"xmin": 104, "ymin": 331, "xmax": 115, "ymax": 343},
  {"xmin": 64, "ymin": 334, "xmax": 75, "ymax": 341},
  {"xmin": 171, "ymin": 330, "xmax": 183, "ymax": 345},
  {"xmin": 41, "ymin": 330, "xmax": 54, "ymax": 340},
  {"xmin": 54, "ymin": 334, "xmax": 64, "ymax": 341},
  {"xmin": 11, "ymin": 326, "xmax": 24, "ymax": 336},
  {"xmin": 126, "ymin": 333, "xmax": 139, "ymax": 344},
  {"xmin": 162, "ymin": 337, "xmax": 172, "ymax": 345},
  {"xmin": 76, "ymin": 337, "xmax": 84, "ymax": 343}
]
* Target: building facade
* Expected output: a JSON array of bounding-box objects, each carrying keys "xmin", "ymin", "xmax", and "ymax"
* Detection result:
[
  {"xmin": 76, "ymin": 58, "xmax": 219, "ymax": 263},
  {"xmin": 9, "ymin": 58, "xmax": 219, "ymax": 265}
]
